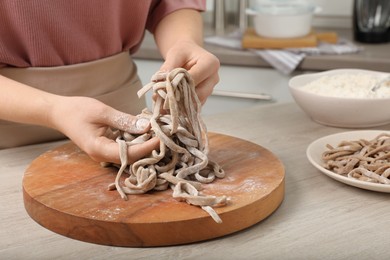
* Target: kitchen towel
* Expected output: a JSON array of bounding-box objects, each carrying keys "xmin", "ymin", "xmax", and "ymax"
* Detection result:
[{"xmin": 204, "ymin": 31, "xmax": 363, "ymax": 75}]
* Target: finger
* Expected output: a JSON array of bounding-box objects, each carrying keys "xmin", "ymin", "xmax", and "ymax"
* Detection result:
[
  {"xmin": 104, "ymin": 109, "xmax": 151, "ymax": 134},
  {"xmin": 90, "ymin": 136, "xmax": 160, "ymax": 164},
  {"xmin": 193, "ymin": 72, "xmax": 220, "ymax": 104},
  {"xmin": 187, "ymin": 54, "xmax": 220, "ymax": 86},
  {"xmin": 126, "ymin": 137, "xmax": 160, "ymax": 163},
  {"xmin": 159, "ymin": 53, "xmax": 187, "ymax": 73}
]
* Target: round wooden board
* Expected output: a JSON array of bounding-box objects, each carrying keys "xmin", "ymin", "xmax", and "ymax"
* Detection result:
[{"xmin": 23, "ymin": 133, "xmax": 285, "ymax": 247}]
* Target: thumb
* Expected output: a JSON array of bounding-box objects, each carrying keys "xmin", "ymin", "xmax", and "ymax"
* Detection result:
[
  {"xmin": 105, "ymin": 110, "xmax": 151, "ymax": 134},
  {"xmin": 159, "ymin": 52, "xmax": 186, "ymax": 73}
]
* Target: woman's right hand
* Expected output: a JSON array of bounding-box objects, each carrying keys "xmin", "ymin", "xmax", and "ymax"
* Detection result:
[
  {"xmin": 49, "ymin": 96, "xmax": 160, "ymax": 164},
  {"xmin": 0, "ymin": 74, "xmax": 158, "ymax": 164}
]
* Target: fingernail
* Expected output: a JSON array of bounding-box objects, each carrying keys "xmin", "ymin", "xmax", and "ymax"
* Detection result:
[{"xmin": 136, "ymin": 118, "xmax": 150, "ymax": 130}]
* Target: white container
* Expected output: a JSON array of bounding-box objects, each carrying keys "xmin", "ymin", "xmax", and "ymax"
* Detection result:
[
  {"xmin": 288, "ymin": 69, "xmax": 390, "ymax": 128},
  {"xmin": 247, "ymin": 0, "xmax": 321, "ymax": 38}
]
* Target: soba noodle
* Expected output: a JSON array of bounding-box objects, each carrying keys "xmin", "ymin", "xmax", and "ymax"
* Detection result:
[
  {"xmin": 322, "ymin": 133, "xmax": 390, "ymax": 185},
  {"xmin": 104, "ymin": 68, "xmax": 228, "ymax": 223}
]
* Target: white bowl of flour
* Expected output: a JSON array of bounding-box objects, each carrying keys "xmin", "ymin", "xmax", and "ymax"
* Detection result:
[{"xmin": 289, "ymin": 69, "xmax": 390, "ymax": 128}]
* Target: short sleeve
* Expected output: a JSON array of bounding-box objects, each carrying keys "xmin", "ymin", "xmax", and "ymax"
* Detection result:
[{"xmin": 146, "ymin": 0, "xmax": 206, "ymax": 33}]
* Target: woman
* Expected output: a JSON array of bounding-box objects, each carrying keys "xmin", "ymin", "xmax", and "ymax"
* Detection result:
[{"xmin": 0, "ymin": 0, "xmax": 220, "ymax": 164}]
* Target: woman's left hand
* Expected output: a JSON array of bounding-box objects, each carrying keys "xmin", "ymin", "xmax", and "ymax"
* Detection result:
[
  {"xmin": 159, "ymin": 40, "xmax": 220, "ymax": 104},
  {"xmin": 152, "ymin": 8, "xmax": 220, "ymax": 105}
]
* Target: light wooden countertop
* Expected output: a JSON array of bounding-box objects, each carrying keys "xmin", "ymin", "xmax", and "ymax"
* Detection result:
[{"xmin": 1, "ymin": 102, "xmax": 389, "ymax": 259}]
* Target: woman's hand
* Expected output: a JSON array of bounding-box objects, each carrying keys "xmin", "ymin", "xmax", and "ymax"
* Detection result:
[
  {"xmin": 159, "ymin": 40, "xmax": 220, "ymax": 104},
  {"xmin": 153, "ymin": 9, "xmax": 220, "ymax": 104},
  {"xmin": 50, "ymin": 96, "xmax": 159, "ymax": 164},
  {"xmin": 0, "ymin": 74, "xmax": 158, "ymax": 163}
]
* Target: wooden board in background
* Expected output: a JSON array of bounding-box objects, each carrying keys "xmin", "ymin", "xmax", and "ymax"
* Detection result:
[
  {"xmin": 242, "ymin": 28, "xmax": 338, "ymax": 49},
  {"xmin": 23, "ymin": 133, "xmax": 285, "ymax": 247}
]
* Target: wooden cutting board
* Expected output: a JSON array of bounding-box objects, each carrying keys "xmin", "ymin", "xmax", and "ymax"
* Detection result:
[
  {"xmin": 23, "ymin": 133, "xmax": 285, "ymax": 247},
  {"xmin": 242, "ymin": 28, "xmax": 338, "ymax": 49}
]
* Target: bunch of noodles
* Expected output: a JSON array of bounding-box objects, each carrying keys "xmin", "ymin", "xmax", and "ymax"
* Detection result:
[
  {"xmin": 104, "ymin": 68, "xmax": 228, "ymax": 223},
  {"xmin": 322, "ymin": 133, "xmax": 390, "ymax": 185}
]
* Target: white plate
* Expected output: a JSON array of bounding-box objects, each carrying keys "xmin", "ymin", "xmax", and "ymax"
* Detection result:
[{"xmin": 306, "ymin": 130, "xmax": 390, "ymax": 193}]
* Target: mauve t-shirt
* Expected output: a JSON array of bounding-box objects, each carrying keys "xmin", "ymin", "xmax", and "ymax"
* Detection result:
[{"xmin": 0, "ymin": 0, "xmax": 205, "ymax": 68}]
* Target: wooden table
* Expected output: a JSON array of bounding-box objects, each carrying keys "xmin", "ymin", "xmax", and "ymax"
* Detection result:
[{"xmin": 1, "ymin": 102, "xmax": 389, "ymax": 259}]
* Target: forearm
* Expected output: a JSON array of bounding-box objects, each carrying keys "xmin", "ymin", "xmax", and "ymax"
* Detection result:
[
  {"xmin": 0, "ymin": 75, "xmax": 59, "ymax": 127},
  {"xmin": 153, "ymin": 9, "xmax": 204, "ymax": 59}
]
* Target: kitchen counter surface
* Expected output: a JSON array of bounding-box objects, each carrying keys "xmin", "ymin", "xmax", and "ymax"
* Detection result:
[
  {"xmin": 1, "ymin": 102, "xmax": 390, "ymax": 259},
  {"xmin": 134, "ymin": 28, "xmax": 390, "ymax": 73}
]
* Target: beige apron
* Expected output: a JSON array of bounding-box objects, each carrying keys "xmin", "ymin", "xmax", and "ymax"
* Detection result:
[{"xmin": 0, "ymin": 52, "xmax": 146, "ymax": 149}]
